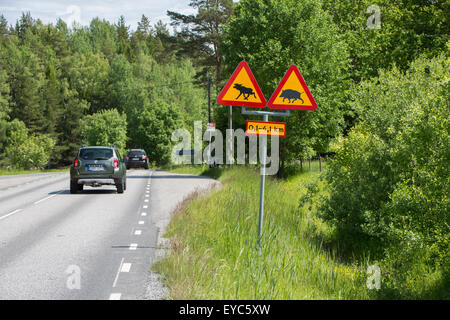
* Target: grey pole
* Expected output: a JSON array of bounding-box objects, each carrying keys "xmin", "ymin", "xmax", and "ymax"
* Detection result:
[
  {"xmin": 241, "ymin": 107, "xmax": 290, "ymax": 250},
  {"xmin": 258, "ymin": 113, "xmax": 268, "ymax": 248}
]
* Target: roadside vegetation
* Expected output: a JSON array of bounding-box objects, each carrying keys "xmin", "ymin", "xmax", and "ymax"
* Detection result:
[
  {"xmin": 0, "ymin": 167, "xmax": 68, "ymax": 176},
  {"xmin": 157, "ymin": 157, "xmax": 448, "ymax": 299},
  {"xmin": 156, "ymin": 164, "xmax": 375, "ymax": 299}
]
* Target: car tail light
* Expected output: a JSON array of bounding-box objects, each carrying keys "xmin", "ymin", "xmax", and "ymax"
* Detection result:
[
  {"xmin": 142, "ymin": 156, "xmax": 147, "ymax": 160},
  {"xmin": 125, "ymin": 157, "xmax": 129, "ymax": 160},
  {"xmin": 74, "ymin": 158, "xmax": 79, "ymax": 169},
  {"xmin": 113, "ymin": 158, "xmax": 119, "ymax": 169}
]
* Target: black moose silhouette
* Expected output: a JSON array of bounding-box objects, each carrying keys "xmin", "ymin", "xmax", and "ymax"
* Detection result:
[{"xmin": 234, "ymin": 84, "xmax": 256, "ymax": 100}]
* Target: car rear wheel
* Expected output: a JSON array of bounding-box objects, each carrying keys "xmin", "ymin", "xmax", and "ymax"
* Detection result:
[
  {"xmin": 70, "ymin": 180, "xmax": 78, "ymax": 194},
  {"xmin": 116, "ymin": 179, "xmax": 125, "ymax": 194}
]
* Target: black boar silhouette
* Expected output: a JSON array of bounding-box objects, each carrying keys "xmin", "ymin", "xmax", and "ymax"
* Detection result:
[
  {"xmin": 234, "ymin": 84, "xmax": 256, "ymax": 100},
  {"xmin": 280, "ymin": 89, "xmax": 304, "ymax": 104}
]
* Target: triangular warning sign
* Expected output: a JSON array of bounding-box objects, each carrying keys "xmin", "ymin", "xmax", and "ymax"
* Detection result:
[
  {"xmin": 217, "ymin": 61, "xmax": 266, "ymax": 108},
  {"xmin": 268, "ymin": 65, "xmax": 317, "ymax": 110}
]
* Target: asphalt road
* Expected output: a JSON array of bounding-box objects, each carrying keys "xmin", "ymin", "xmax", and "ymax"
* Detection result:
[{"xmin": 0, "ymin": 169, "xmax": 219, "ymax": 300}]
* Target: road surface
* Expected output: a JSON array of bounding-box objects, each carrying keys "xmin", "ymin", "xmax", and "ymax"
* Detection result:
[{"xmin": 0, "ymin": 169, "xmax": 219, "ymax": 300}]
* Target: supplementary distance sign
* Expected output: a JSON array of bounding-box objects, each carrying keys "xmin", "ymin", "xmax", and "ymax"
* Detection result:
[
  {"xmin": 268, "ymin": 65, "xmax": 317, "ymax": 110},
  {"xmin": 246, "ymin": 120, "xmax": 286, "ymax": 137},
  {"xmin": 217, "ymin": 61, "xmax": 266, "ymax": 108}
]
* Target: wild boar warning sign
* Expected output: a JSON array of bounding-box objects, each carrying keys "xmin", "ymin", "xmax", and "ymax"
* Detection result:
[{"xmin": 268, "ymin": 65, "xmax": 317, "ymax": 110}]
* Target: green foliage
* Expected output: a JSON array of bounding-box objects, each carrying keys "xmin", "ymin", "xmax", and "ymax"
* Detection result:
[
  {"xmin": 80, "ymin": 109, "xmax": 127, "ymax": 155},
  {"xmin": 168, "ymin": 0, "xmax": 234, "ymax": 84},
  {"xmin": 1, "ymin": 119, "xmax": 55, "ymax": 169},
  {"xmin": 322, "ymin": 0, "xmax": 450, "ymax": 81},
  {"xmin": 0, "ymin": 14, "xmax": 206, "ymax": 168},
  {"xmin": 0, "ymin": 67, "xmax": 10, "ymax": 120},
  {"xmin": 318, "ymin": 55, "xmax": 449, "ymax": 297},
  {"xmin": 155, "ymin": 167, "xmax": 370, "ymax": 299}
]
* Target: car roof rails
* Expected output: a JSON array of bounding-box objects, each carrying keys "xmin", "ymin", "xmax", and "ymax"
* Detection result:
[{"xmin": 82, "ymin": 144, "xmax": 86, "ymax": 148}]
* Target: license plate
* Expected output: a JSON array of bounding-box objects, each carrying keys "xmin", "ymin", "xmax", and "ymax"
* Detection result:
[
  {"xmin": 132, "ymin": 158, "xmax": 139, "ymax": 160},
  {"xmin": 88, "ymin": 165, "xmax": 105, "ymax": 172}
]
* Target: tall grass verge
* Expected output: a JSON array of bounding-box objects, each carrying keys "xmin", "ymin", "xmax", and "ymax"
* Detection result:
[{"xmin": 154, "ymin": 165, "xmax": 372, "ymax": 299}]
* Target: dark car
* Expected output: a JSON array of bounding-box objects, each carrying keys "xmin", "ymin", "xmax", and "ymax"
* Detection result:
[
  {"xmin": 70, "ymin": 145, "xmax": 127, "ymax": 194},
  {"xmin": 124, "ymin": 149, "xmax": 149, "ymax": 169}
]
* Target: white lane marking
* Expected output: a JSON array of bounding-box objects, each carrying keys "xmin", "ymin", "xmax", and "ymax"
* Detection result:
[
  {"xmin": 121, "ymin": 263, "xmax": 132, "ymax": 273},
  {"xmin": 112, "ymin": 257, "xmax": 125, "ymax": 288},
  {"xmin": 143, "ymin": 205, "xmax": 148, "ymax": 209},
  {"xmin": 144, "ymin": 199, "xmax": 149, "ymax": 202},
  {"xmin": 109, "ymin": 293, "xmax": 122, "ymax": 300},
  {"xmin": 34, "ymin": 190, "xmax": 64, "ymax": 205},
  {"xmin": 141, "ymin": 212, "xmax": 147, "ymax": 216},
  {"xmin": 129, "ymin": 243, "xmax": 138, "ymax": 250},
  {"xmin": 138, "ymin": 220, "xmax": 145, "ymax": 225},
  {"xmin": 0, "ymin": 209, "xmax": 23, "ymax": 221},
  {"xmin": 134, "ymin": 230, "xmax": 142, "ymax": 235},
  {"xmin": 145, "ymin": 194, "xmax": 149, "ymax": 197}
]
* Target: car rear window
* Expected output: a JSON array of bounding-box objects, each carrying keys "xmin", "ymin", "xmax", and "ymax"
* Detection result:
[
  {"xmin": 128, "ymin": 151, "xmax": 145, "ymax": 157},
  {"xmin": 79, "ymin": 148, "xmax": 113, "ymax": 160}
]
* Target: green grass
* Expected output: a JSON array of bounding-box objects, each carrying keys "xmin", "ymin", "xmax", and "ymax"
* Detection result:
[
  {"xmin": 0, "ymin": 168, "xmax": 69, "ymax": 176},
  {"xmin": 155, "ymin": 164, "xmax": 373, "ymax": 299}
]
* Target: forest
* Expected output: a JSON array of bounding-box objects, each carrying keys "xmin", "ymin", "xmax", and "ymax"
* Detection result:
[{"xmin": 0, "ymin": 0, "xmax": 448, "ymax": 297}]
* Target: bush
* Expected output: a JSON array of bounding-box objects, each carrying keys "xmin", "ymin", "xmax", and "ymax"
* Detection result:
[
  {"xmin": 3, "ymin": 121, "xmax": 56, "ymax": 169},
  {"xmin": 318, "ymin": 55, "xmax": 449, "ymax": 297}
]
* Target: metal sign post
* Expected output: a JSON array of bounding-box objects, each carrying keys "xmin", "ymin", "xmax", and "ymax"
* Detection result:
[{"xmin": 241, "ymin": 107, "xmax": 290, "ymax": 248}]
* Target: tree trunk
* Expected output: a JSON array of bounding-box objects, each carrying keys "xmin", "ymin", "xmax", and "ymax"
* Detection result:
[{"xmin": 319, "ymin": 156, "xmax": 322, "ymax": 172}]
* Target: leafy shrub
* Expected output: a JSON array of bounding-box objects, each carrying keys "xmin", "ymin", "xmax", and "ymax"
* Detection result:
[
  {"xmin": 3, "ymin": 120, "xmax": 56, "ymax": 169},
  {"xmin": 318, "ymin": 55, "xmax": 449, "ymax": 296}
]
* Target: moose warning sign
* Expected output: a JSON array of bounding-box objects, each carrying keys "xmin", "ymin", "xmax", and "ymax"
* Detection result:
[
  {"xmin": 268, "ymin": 65, "xmax": 317, "ymax": 110},
  {"xmin": 217, "ymin": 61, "xmax": 266, "ymax": 108}
]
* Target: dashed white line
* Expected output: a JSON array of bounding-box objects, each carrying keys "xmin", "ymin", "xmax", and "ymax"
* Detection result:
[
  {"xmin": 129, "ymin": 243, "xmax": 138, "ymax": 250},
  {"xmin": 143, "ymin": 205, "xmax": 148, "ymax": 209},
  {"xmin": 34, "ymin": 190, "xmax": 64, "ymax": 205},
  {"xmin": 138, "ymin": 220, "xmax": 145, "ymax": 225},
  {"xmin": 121, "ymin": 263, "xmax": 132, "ymax": 273},
  {"xmin": 134, "ymin": 230, "xmax": 142, "ymax": 235},
  {"xmin": 144, "ymin": 199, "xmax": 149, "ymax": 202},
  {"xmin": 141, "ymin": 212, "xmax": 147, "ymax": 216},
  {"xmin": 109, "ymin": 293, "xmax": 122, "ymax": 300},
  {"xmin": 0, "ymin": 209, "xmax": 23, "ymax": 221},
  {"xmin": 112, "ymin": 257, "xmax": 125, "ymax": 288}
]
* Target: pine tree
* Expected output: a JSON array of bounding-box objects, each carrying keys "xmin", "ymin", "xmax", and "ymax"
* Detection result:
[{"xmin": 168, "ymin": 0, "xmax": 234, "ymax": 83}]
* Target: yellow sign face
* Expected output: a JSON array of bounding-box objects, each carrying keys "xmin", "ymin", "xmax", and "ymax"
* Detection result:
[
  {"xmin": 246, "ymin": 120, "xmax": 286, "ymax": 137},
  {"xmin": 271, "ymin": 72, "xmax": 312, "ymax": 106},
  {"xmin": 217, "ymin": 61, "xmax": 267, "ymax": 108}
]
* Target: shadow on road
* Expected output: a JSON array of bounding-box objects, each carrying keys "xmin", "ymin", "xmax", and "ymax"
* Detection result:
[{"xmin": 49, "ymin": 189, "xmax": 117, "ymax": 195}]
